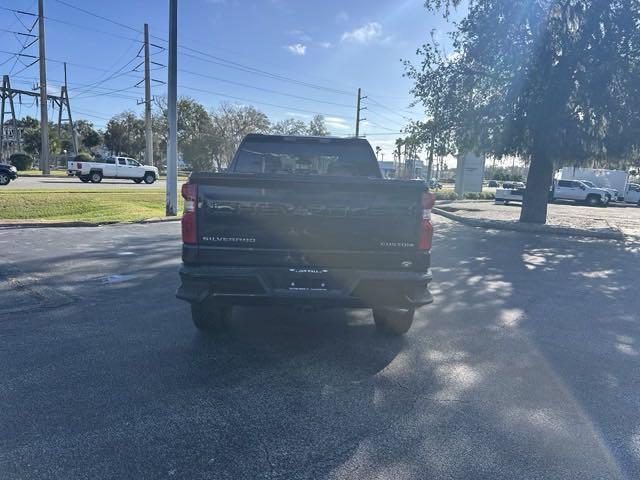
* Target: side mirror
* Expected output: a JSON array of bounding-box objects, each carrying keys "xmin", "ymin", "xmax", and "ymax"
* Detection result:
[{"xmin": 581, "ymin": 185, "xmax": 586, "ymax": 190}]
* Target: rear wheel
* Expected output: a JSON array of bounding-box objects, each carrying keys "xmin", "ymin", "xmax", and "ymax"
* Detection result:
[
  {"xmin": 191, "ymin": 303, "xmax": 232, "ymax": 333},
  {"xmin": 0, "ymin": 173, "xmax": 10, "ymax": 186},
  {"xmin": 372, "ymin": 308, "xmax": 415, "ymax": 336},
  {"xmin": 133, "ymin": 178, "xmax": 143, "ymax": 184},
  {"xmin": 143, "ymin": 172, "xmax": 155, "ymax": 184},
  {"xmin": 586, "ymin": 194, "xmax": 601, "ymax": 207},
  {"xmin": 90, "ymin": 171, "xmax": 103, "ymax": 183}
]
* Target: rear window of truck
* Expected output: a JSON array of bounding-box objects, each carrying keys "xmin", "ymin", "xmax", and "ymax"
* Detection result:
[{"xmin": 232, "ymin": 139, "xmax": 381, "ymax": 178}]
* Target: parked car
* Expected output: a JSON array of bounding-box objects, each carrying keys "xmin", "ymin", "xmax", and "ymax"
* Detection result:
[
  {"xmin": 67, "ymin": 156, "xmax": 158, "ymax": 184},
  {"xmin": 579, "ymin": 180, "xmax": 618, "ymax": 202},
  {"xmin": 176, "ymin": 134, "xmax": 435, "ymax": 336},
  {"xmin": 488, "ymin": 180, "xmax": 499, "ymax": 188},
  {"xmin": 502, "ymin": 181, "xmax": 525, "ymax": 189},
  {"xmin": 0, "ymin": 164, "xmax": 18, "ymax": 186},
  {"xmin": 552, "ymin": 179, "xmax": 609, "ymax": 206}
]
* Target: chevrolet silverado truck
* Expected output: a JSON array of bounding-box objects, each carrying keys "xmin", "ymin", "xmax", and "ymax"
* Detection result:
[
  {"xmin": 176, "ymin": 134, "xmax": 435, "ymax": 336},
  {"xmin": 67, "ymin": 156, "xmax": 158, "ymax": 184}
]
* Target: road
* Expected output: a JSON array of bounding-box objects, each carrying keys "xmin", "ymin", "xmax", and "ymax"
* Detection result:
[
  {"xmin": 4, "ymin": 175, "xmax": 185, "ymax": 190},
  {"xmin": 1, "ymin": 218, "xmax": 639, "ymax": 479}
]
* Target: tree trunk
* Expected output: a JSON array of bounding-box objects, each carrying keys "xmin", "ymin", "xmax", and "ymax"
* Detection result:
[
  {"xmin": 519, "ymin": 151, "xmax": 554, "ymax": 224},
  {"xmin": 426, "ymin": 133, "xmax": 435, "ymax": 181}
]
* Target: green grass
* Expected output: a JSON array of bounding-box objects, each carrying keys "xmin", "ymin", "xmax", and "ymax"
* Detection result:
[
  {"xmin": 21, "ymin": 170, "xmax": 69, "ymax": 176},
  {"xmin": 0, "ymin": 189, "xmax": 183, "ymax": 223}
]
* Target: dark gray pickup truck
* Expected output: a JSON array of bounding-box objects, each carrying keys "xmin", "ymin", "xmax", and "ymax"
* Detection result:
[{"xmin": 177, "ymin": 134, "xmax": 434, "ymax": 336}]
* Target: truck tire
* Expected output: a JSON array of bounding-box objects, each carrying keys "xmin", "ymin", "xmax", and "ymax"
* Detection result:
[
  {"xmin": 79, "ymin": 176, "xmax": 90, "ymax": 183},
  {"xmin": 372, "ymin": 308, "xmax": 415, "ymax": 336},
  {"xmin": 0, "ymin": 173, "xmax": 10, "ymax": 186},
  {"xmin": 143, "ymin": 172, "xmax": 156, "ymax": 184},
  {"xmin": 133, "ymin": 178, "xmax": 143, "ymax": 184},
  {"xmin": 90, "ymin": 171, "xmax": 103, "ymax": 183},
  {"xmin": 586, "ymin": 194, "xmax": 601, "ymax": 207},
  {"xmin": 191, "ymin": 303, "xmax": 232, "ymax": 333}
]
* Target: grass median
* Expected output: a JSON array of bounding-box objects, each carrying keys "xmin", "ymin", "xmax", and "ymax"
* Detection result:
[{"xmin": 0, "ymin": 189, "xmax": 183, "ymax": 224}]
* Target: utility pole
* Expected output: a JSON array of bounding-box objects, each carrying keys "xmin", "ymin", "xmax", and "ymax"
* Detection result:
[
  {"xmin": 1, "ymin": 76, "xmax": 21, "ymax": 160},
  {"xmin": 63, "ymin": 63, "xmax": 77, "ymax": 156},
  {"xmin": 38, "ymin": 0, "xmax": 49, "ymax": 174},
  {"xmin": 166, "ymin": 0, "xmax": 178, "ymax": 216},
  {"xmin": 355, "ymin": 88, "xmax": 367, "ymax": 138},
  {"xmin": 143, "ymin": 23, "xmax": 153, "ymax": 168}
]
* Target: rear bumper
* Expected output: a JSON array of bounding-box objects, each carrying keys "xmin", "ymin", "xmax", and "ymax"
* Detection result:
[{"xmin": 176, "ymin": 265, "xmax": 433, "ymax": 309}]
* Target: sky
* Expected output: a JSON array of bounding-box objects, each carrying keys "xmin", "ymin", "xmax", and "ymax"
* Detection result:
[{"xmin": 0, "ymin": 0, "xmax": 465, "ymax": 160}]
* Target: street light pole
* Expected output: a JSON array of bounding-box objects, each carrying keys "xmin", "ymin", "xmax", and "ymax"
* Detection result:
[{"xmin": 166, "ymin": 0, "xmax": 178, "ymax": 216}]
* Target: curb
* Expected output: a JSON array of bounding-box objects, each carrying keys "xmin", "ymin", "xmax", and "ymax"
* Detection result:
[
  {"xmin": 0, "ymin": 217, "xmax": 181, "ymax": 229},
  {"xmin": 433, "ymin": 207, "xmax": 624, "ymax": 241},
  {"xmin": 17, "ymin": 174, "xmax": 61, "ymax": 178}
]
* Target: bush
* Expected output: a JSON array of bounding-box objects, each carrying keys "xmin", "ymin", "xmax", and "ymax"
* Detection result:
[
  {"xmin": 462, "ymin": 192, "xmax": 495, "ymax": 200},
  {"xmin": 74, "ymin": 152, "xmax": 93, "ymax": 162},
  {"xmin": 9, "ymin": 153, "xmax": 33, "ymax": 171},
  {"xmin": 435, "ymin": 191, "xmax": 459, "ymax": 201}
]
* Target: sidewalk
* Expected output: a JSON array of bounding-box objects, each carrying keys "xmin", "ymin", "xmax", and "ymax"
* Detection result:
[{"xmin": 434, "ymin": 200, "xmax": 640, "ymax": 240}]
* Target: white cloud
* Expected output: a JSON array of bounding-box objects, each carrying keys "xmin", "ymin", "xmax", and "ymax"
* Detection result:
[
  {"xmin": 341, "ymin": 22, "xmax": 383, "ymax": 44},
  {"xmin": 325, "ymin": 116, "xmax": 351, "ymax": 131},
  {"xmin": 286, "ymin": 43, "xmax": 307, "ymax": 55},
  {"xmin": 318, "ymin": 41, "xmax": 332, "ymax": 48},
  {"xmin": 336, "ymin": 11, "xmax": 349, "ymax": 22},
  {"xmin": 285, "ymin": 112, "xmax": 311, "ymax": 118}
]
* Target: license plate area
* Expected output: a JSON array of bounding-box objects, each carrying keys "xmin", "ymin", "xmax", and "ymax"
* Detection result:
[{"xmin": 283, "ymin": 269, "xmax": 330, "ymax": 291}]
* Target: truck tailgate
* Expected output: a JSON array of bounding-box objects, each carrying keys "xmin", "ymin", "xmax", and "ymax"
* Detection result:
[{"xmin": 190, "ymin": 174, "xmax": 427, "ymax": 270}]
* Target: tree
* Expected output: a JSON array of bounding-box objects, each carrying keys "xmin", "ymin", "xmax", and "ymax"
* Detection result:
[
  {"xmin": 210, "ymin": 102, "xmax": 271, "ymax": 170},
  {"xmin": 307, "ymin": 114, "xmax": 330, "ymax": 136},
  {"xmin": 176, "ymin": 98, "xmax": 219, "ymax": 171},
  {"xmin": 271, "ymin": 118, "xmax": 308, "ymax": 135},
  {"xmin": 75, "ymin": 120, "xmax": 102, "ymax": 151},
  {"xmin": 20, "ymin": 120, "xmax": 60, "ymax": 157},
  {"xmin": 410, "ymin": 0, "xmax": 640, "ymax": 223},
  {"xmin": 104, "ymin": 111, "xmax": 145, "ymax": 157}
]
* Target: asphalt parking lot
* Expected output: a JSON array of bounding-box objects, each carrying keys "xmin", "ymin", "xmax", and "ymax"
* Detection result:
[{"xmin": 1, "ymin": 218, "xmax": 639, "ymax": 479}]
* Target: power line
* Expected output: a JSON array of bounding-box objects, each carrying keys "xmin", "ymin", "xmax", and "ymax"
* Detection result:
[
  {"xmin": 179, "ymin": 84, "xmax": 356, "ymax": 120},
  {"xmin": 366, "ymin": 108, "xmax": 408, "ymax": 129},
  {"xmin": 46, "ymin": 1, "xmax": 357, "ymax": 98},
  {"xmin": 44, "ymin": 16, "xmax": 143, "ymax": 43},
  {"xmin": 368, "ymin": 96, "xmax": 422, "ymax": 118},
  {"xmin": 52, "ymin": 0, "xmax": 139, "ymax": 33},
  {"xmin": 179, "ymin": 68, "xmax": 353, "ymax": 109}
]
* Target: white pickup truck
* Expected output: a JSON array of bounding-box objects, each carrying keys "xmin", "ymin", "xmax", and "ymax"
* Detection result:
[
  {"xmin": 552, "ymin": 179, "xmax": 609, "ymax": 206},
  {"xmin": 67, "ymin": 156, "xmax": 158, "ymax": 184}
]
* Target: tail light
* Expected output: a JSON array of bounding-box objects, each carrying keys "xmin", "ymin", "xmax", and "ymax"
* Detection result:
[
  {"xmin": 418, "ymin": 192, "xmax": 436, "ymax": 250},
  {"xmin": 181, "ymin": 183, "xmax": 198, "ymax": 244},
  {"xmin": 77, "ymin": 162, "xmax": 82, "ymax": 169}
]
